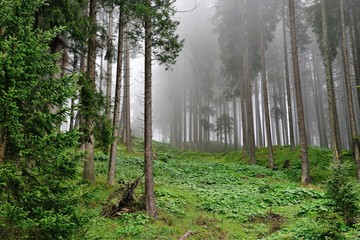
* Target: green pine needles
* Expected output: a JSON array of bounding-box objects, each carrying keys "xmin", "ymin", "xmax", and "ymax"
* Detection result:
[
  {"xmin": 325, "ymin": 160, "xmax": 360, "ymax": 225},
  {"xmin": 0, "ymin": 0, "xmax": 86, "ymax": 239}
]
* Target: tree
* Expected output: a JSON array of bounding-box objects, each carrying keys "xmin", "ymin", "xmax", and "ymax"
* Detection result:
[
  {"xmin": 131, "ymin": 0, "xmax": 183, "ymax": 217},
  {"xmin": 122, "ymin": 35, "xmax": 133, "ymax": 153},
  {"xmin": 288, "ymin": 0, "xmax": 310, "ymax": 185},
  {"xmin": 81, "ymin": 0, "xmax": 97, "ymax": 184},
  {"xmin": 105, "ymin": 3, "xmax": 115, "ymax": 119},
  {"xmin": 144, "ymin": 0, "xmax": 156, "ymax": 217},
  {"xmin": 107, "ymin": 5, "xmax": 125, "ymax": 186},
  {"xmin": 0, "ymin": 0, "xmax": 85, "ymax": 238},
  {"xmin": 282, "ymin": 1, "xmax": 295, "ymax": 151},
  {"xmin": 308, "ymin": 0, "xmax": 342, "ymax": 155},
  {"xmin": 339, "ymin": 0, "xmax": 360, "ymax": 181},
  {"xmin": 259, "ymin": 0, "xmax": 274, "ymax": 168}
]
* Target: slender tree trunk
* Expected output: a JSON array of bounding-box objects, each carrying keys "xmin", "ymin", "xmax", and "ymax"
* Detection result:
[
  {"xmin": 99, "ymin": 12, "xmax": 105, "ymax": 94},
  {"xmin": 198, "ymin": 96, "xmax": 203, "ymax": 151},
  {"xmin": 124, "ymin": 36, "xmax": 133, "ymax": 152},
  {"xmin": 311, "ymin": 52, "xmax": 325, "ymax": 146},
  {"xmin": 233, "ymin": 98, "xmax": 238, "ymax": 150},
  {"xmin": 244, "ymin": 0, "xmax": 256, "ymax": 164},
  {"xmin": 144, "ymin": 0, "xmax": 156, "ymax": 217},
  {"xmin": 107, "ymin": 7, "xmax": 124, "ymax": 186},
  {"xmin": 321, "ymin": 0, "xmax": 342, "ymax": 155},
  {"xmin": 193, "ymin": 93, "xmax": 199, "ymax": 150},
  {"xmin": 255, "ymin": 78, "xmax": 263, "ymax": 147},
  {"xmin": 183, "ymin": 85, "xmax": 187, "ymax": 148},
  {"xmin": 241, "ymin": 96, "xmax": 248, "ymax": 155},
  {"xmin": 189, "ymin": 95, "xmax": 193, "ymax": 146},
  {"xmin": 274, "ymin": 81, "xmax": 281, "ymax": 145},
  {"xmin": 340, "ymin": 0, "xmax": 360, "ymax": 180},
  {"xmin": 82, "ymin": 0, "xmax": 97, "ymax": 184},
  {"xmin": 260, "ymin": 15, "xmax": 274, "ymax": 168},
  {"xmin": 106, "ymin": 7, "xmax": 114, "ymax": 119},
  {"xmin": 282, "ymin": 4, "xmax": 295, "ymax": 150},
  {"xmin": 69, "ymin": 52, "xmax": 79, "ymax": 131},
  {"xmin": 313, "ymin": 50, "xmax": 329, "ymax": 147},
  {"xmin": 289, "ymin": 0, "xmax": 310, "ymax": 185}
]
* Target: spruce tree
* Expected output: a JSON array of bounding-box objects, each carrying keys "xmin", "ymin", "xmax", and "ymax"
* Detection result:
[{"xmin": 0, "ymin": 0, "xmax": 86, "ymax": 238}]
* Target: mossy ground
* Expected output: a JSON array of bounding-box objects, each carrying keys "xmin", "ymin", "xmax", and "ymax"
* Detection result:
[{"xmin": 79, "ymin": 140, "xmax": 359, "ymax": 239}]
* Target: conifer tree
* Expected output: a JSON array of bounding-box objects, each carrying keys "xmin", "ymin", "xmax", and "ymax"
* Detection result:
[{"xmin": 0, "ymin": 0, "xmax": 85, "ymax": 238}]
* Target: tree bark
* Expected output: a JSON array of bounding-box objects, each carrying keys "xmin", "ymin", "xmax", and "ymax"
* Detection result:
[
  {"xmin": 260, "ymin": 11, "xmax": 274, "ymax": 168},
  {"xmin": 282, "ymin": 3, "xmax": 295, "ymax": 150},
  {"xmin": 349, "ymin": 11, "xmax": 360, "ymax": 110},
  {"xmin": 255, "ymin": 78, "xmax": 263, "ymax": 147},
  {"xmin": 340, "ymin": 0, "xmax": 360, "ymax": 180},
  {"xmin": 321, "ymin": 0, "xmax": 342, "ymax": 155},
  {"xmin": 312, "ymin": 50, "xmax": 329, "ymax": 147},
  {"xmin": 107, "ymin": 7, "xmax": 125, "ymax": 186},
  {"xmin": 124, "ymin": 36, "xmax": 133, "ymax": 153},
  {"xmin": 82, "ymin": 0, "xmax": 97, "ymax": 185},
  {"xmin": 144, "ymin": 0, "xmax": 157, "ymax": 218},
  {"xmin": 244, "ymin": 0, "xmax": 256, "ymax": 164},
  {"xmin": 289, "ymin": 0, "xmax": 310, "ymax": 185},
  {"xmin": 233, "ymin": 98, "xmax": 239, "ymax": 150},
  {"xmin": 105, "ymin": 7, "xmax": 114, "ymax": 119}
]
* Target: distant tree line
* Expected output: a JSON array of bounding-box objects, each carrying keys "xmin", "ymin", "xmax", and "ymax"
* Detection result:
[{"xmin": 155, "ymin": 0, "xmax": 360, "ymax": 184}]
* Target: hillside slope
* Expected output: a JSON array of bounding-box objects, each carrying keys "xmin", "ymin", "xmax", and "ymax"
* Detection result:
[{"xmin": 82, "ymin": 142, "xmax": 360, "ymax": 239}]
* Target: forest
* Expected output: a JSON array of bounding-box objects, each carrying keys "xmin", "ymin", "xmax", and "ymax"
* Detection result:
[{"xmin": 1, "ymin": 0, "xmax": 360, "ymax": 239}]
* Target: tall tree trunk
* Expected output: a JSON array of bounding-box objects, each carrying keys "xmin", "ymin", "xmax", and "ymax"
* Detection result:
[
  {"xmin": 311, "ymin": 52, "xmax": 325, "ymax": 147},
  {"xmin": 260, "ymin": 14, "xmax": 274, "ymax": 168},
  {"xmin": 124, "ymin": 36, "xmax": 133, "ymax": 152},
  {"xmin": 82, "ymin": 0, "xmax": 97, "ymax": 184},
  {"xmin": 244, "ymin": 0, "xmax": 256, "ymax": 164},
  {"xmin": 233, "ymin": 98, "xmax": 239, "ymax": 150},
  {"xmin": 313, "ymin": 50, "xmax": 329, "ymax": 147},
  {"xmin": 183, "ymin": 84, "xmax": 187, "ymax": 148},
  {"xmin": 289, "ymin": 0, "xmax": 310, "ymax": 185},
  {"xmin": 255, "ymin": 78, "xmax": 263, "ymax": 147},
  {"xmin": 282, "ymin": 4, "xmax": 295, "ymax": 150},
  {"xmin": 144, "ymin": 0, "xmax": 156, "ymax": 217},
  {"xmin": 241, "ymin": 95, "xmax": 248, "ymax": 155},
  {"xmin": 69, "ymin": 52, "xmax": 79, "ymax": 131},
  {"xmin": 321, "ymin": 0, "xmax": 342, "ymax": 155},
  {"xmin": 193, "ymin": 92, "xmax": 199, "ymax": 150},
  {"xmin": 107, "ymin": 7, "xmax": 124, "ymax": 186},
  {"xmin": 105, "ymin": 7, "xmax": 114, "ymax": 119},
  {"xmin": 274, "ymin": 80, "xmax": 281, "ymax": 145},
  {"xmin": 340, "ymin": 0, "xmax": 360, "ymax": 180},
  {"xmin": 189, "ymin": 94, "xmax": 193, "ymax": 147},
  {"xmin": 198, "ymin": 96, "xmax": 203, "ymax": 151}
]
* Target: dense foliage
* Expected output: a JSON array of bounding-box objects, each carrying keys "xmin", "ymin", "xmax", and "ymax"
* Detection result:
[{"xmin": 0, "ymin": 0, "xmax": 86, "ymax": 239}]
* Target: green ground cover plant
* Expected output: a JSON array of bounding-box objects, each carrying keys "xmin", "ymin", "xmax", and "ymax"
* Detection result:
[{"xmin": 79, "ymin": 142, "xmax": 359, "ymax": 239}]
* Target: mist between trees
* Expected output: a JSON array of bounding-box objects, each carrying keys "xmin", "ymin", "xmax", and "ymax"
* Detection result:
[{"xmin": 154, "ymin": 0, "xmax": 360, "ymax": 183}]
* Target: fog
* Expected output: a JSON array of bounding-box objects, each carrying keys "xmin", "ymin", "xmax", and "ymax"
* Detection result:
[{"xmin": 122, "ymin": 0, "xmax": 360, "ymax": 152}]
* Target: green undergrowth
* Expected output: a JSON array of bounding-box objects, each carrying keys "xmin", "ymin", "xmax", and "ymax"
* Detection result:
[{"xmin": 81, "ymin": 141, "xmax": 359, "ymax": 239}]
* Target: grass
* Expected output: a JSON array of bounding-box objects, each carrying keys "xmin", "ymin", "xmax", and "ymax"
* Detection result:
[{"xmin": 79, "ymin": 141, "xmax": 359, "ymax": 239}]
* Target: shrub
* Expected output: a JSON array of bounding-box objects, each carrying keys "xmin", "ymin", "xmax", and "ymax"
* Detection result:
[{"xmin": 325, "ymin": 161, "xmax": 360, "ymax": 224}]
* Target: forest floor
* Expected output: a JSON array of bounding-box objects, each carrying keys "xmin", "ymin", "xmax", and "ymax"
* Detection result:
[{"xmin": 80, "ymin": 140, "xmax": 360, "ymax": 239}]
